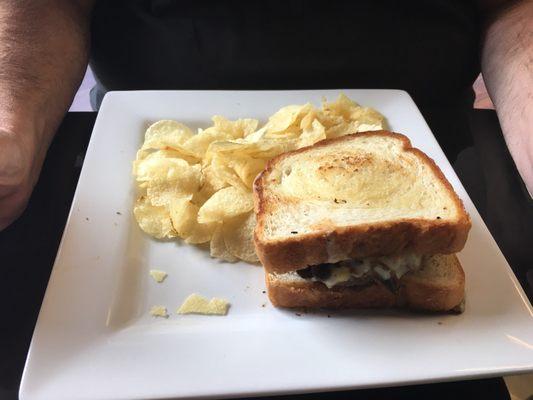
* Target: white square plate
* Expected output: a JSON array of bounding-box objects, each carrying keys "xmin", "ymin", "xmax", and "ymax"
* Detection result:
[{"xmin": 20, "ymin": 90, "xmax": 533, "ymax": 400}]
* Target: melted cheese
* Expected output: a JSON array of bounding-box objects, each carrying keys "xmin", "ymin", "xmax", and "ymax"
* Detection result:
[
  {"xmin": 308, "ymin": 254, "xmax": 423, "ymax": 288},
  {"xmin": 376, "ymin": 254, "xmax": 422, "ymax": 279},
  {"xmin": 321, "ymin": 266, "xmax": 352, "ymax": 288}
]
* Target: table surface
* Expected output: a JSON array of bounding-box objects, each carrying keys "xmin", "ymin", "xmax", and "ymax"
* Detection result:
[{"xmin": 1, "ymin": 110, "xmax": 531, "ymax": 400}]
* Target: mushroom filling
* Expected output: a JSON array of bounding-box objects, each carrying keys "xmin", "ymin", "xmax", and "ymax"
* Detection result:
[{"xmin": 294, "ymin": 254, "xmax": 424, "ymax": 289}]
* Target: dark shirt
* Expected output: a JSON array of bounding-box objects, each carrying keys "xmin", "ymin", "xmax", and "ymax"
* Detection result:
[{"xmin": 90, "ymin": 0, "xmax": 482, "ymax": 157}]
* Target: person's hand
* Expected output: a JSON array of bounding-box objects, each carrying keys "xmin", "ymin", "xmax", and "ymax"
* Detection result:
[{"xmin": 0, "ymin": 129, "xmax": 42, "ymax": 231}]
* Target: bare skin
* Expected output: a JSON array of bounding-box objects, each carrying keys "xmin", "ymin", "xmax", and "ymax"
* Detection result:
[
  {"xmin": 0, "ymin": 1, "xmax": 93, "ymax": 230},
  {"xmin": 481, "ymin": 0, "xmax": 533, "ymax": 196},
  {"xmin": 0, "ymin": 0, "xmax": 531, "ymax": 231}
]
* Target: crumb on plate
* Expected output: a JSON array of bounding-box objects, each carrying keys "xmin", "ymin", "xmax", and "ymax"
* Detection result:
[
  {"xmin": 150, "ymin": 305, "xmax": 169, "ymax": 318},
  {"xmin": 177, "ymin": 293, "xmax": 229, "ymax": 316},
  {"xmin": 149, "ymin": 269, "xmax": 168, "ymax": 283}
]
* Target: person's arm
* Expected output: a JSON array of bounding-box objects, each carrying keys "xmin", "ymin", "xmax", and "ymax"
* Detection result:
[
  {"xmin": 480, "ymin": 0, "xmax": 533, "ymax": 195},
  {"xmin": 0, "ymin": 0, "xmax": 94, "ymax": 230}
]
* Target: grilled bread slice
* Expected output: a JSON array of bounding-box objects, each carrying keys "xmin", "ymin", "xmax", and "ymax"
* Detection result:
[
  {"xmin": 267, "ymin": 254, "xmax": 465, "ymax": 312},
  {"xmin": 254, "ymin": 131, "xmax": 471, "ymax": 274}
]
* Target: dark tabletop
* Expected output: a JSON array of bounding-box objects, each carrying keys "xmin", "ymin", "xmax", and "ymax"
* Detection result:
[{"xmin": 1, "ymin": 110, "xmax": 531, "ymax": 400}]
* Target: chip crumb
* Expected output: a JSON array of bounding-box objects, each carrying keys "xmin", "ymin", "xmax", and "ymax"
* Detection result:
[
  {"xmin": 149, "ymin": 269, "xmax": 168, "ymax": 283},
  {"xmin": 177, "ymin": 293, "xmax": 229, "ymax": 316},
  {"xmin": 150, "ymin": 305, "xmax": 169, "ymax": 318}
]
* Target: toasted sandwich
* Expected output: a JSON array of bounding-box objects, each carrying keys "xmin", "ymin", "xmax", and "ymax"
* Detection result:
[{"xmin": 253, "ymin": 131, "xmax": 471, "ymax": 312}]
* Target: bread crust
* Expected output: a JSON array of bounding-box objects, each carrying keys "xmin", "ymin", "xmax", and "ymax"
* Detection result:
[
  {"xmin": 254, "ymin": 131, "xmax": 471, "ymax": 274},
  {"xmin": 400, "ymin": 255, "xmax": 466, "ymax": 311},
  {"xmin": 266, "ymin": 255, "xmax": 465, "ymax": 312}
]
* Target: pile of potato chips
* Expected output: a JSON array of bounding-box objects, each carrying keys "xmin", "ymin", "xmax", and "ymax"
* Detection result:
[{"xmin": 133, "ymin": 94, "xmax": 386, "ymax": 263}]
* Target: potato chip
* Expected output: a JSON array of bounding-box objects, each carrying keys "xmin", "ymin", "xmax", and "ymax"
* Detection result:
[
  {"xmin": 183, "ymin": 128, "xmax": 230, "ymax": 159},
  {"xmin": 316, "ymin": 109, "xmax": 344, "ymax": 130},
  {"xmin": 143, "ymin": 162, "xmax": 202, "ymax": 207},
  {"xmin": 264, "ymin": 125, "xmax": 302, "ymax": 139},
  {"xmin": 134, "ymin": 148, "xmax": 151, "ymax": 161},
  {"xmin": 324, "ymin": 121, "xmax": 360, "ymax": 138},
  {"xmin": 299, "ymin": 108, "xmax": 317, "ymax": 131},
  {"xmin": 205, "ymin": 140, "xmax": 254, "ymax": 161},
  {"xmin": 202, "ymin": 165, "xmax": 227, "ymax": 192},
  {"xmin": 208, "ymin": 136, "xmax": 296, "ymax": 158},
  {"xmin": 204, "ymin": 140, "xmax": 249, "ymax": 160},
  {"xmin": 133, "ymin": 196, "xmax": 176, "ymax": 239},
  {"xmin": 222, "ymin": 212, "xmax": 259, "ymax": 263},
  {"xmin": 142, "ymin": 120, "xmax": 194, "ymax": 150},
  {"xmin": 147, "ymin": 183, "xmax": 183, "ymax": 207},
  {"xmin": 150, "ymin": 305, "xmax": 169, "ymax": 318},
  {"xmin": 145, "ymin": 148, "xmax": 201, "ymax": 165},
  {"xmin": 297, "ymin": 119, "xmax": 326, "ymax": 148},
  {"xmin": 320, "ymin": 94, "xmax": 385, "ymax": 137},
  {"xmin": 132, "ymin": 148, "xmax": 153, "ymax": 176},
  {"xmin": 212, "ymin": 115, "xmax": 259, "ymax": 138},
  {"xmin": 209, "ymin": 154, "xmax": 248, "ymax": 191},
  {"xmin": 192, "ymin": 165, "xmax": 228, "ymax": 205},
  {"xmin": 266, "ymin": 103, "xmax": 313, "ymax": 134},
  {"xmin": 184, "ymin": 117, "xmax": 259, "ymax": 159},
  {"xmin": 358, "ymin": 122, "xmax": 384, "ymax": 132},
  {"xmin": 169, "ymin": 199, "xmax": 217, "ymax": 243},
  {"xmin": 198, "ymin": 186, "xmax": 253, "ymax": 224},
  {"xmin": 185, "ymin": 221, "xmax": 217, "ymax": 244},
  {"xmin": 243, "ymin": 126, "xmax": 268, "ymax": 142},
  {"xmin": 168, "ymin": 198, "xmax": 198, "ymax": 238},
  {"xmin": 254, "ymin": 138, "xmax": 299, "ymax": 159},
  {"xmin": 352, "ymin": 107, "xmax": 387, "ymax": 131},
  {"xmin": 210, "ymin": 225, "xmax": 238, "ymax": 262},
  {"xmin": 210, "ymin": 138, "xmax": 298, "ymax": 160},
  {"xmin": 230, "ymin": 157, "xmax": 266, "ymax": 189},
  {"xmin": 143, "ymin": 148, "xmax": 196, "ymax": 161},
  {"xmin": 149, "ymin": 269, "xmax": 167, "ymax": 283},
  {"xmin": 135, "ymin": 156, "xmax": 191, "ymax": 182},
  {"xmin": 176, "ymin": 293, "xmax": 229, "ymax": 315},
  {"xmin": 321, "ymin": 93, "xmax": 361, "ymax": 120},
  {"xmin": 169, "ymin": 198, "xmax": 216, "ymax": 243}
]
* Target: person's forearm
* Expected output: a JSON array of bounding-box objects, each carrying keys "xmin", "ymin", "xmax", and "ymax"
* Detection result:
[
  {"xmin": 481, "ymin": 0, "xmax": 533, "ymax": 194},
  {"xmin": 0, "ymin": 0, "xmax": 93, "ymax": 230},
  {"xmin": 0, "ymin": 0, "xmax": 92, "ymax": 147}
]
